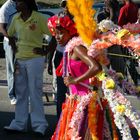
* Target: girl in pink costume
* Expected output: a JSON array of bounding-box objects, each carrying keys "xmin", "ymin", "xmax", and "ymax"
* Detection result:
[
  {"xmin": 47, "ymin": 15, "xmax": 109, "ymax": 140},
  {"xmin": 68, "ymin": 59, "xmax": 90, "ymax": 96},
  {"xmin": 48, "ymin": 12, "xmax": 140, "ymax": 140}
]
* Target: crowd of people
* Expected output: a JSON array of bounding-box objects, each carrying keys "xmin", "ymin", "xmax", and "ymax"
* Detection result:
[
  {"xmin": 97, "ymin": 0, "xmax": 140, "ymax": 86},
  {"xmin": 0, "ymin": 0, "xmax": 140, "ymax": 139}
]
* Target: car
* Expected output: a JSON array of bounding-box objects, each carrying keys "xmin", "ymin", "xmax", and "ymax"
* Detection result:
[
  {"xmin": 93, "ymin": 2, "xmax": 105, "ymax": 20},
  {"xmin": 93, "ymin": 2, "xmax": 105, "ymax": 13}
]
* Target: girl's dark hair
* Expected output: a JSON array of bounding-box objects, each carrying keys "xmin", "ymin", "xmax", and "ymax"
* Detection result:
[{"xmin": 16, "ymin": 0, "xmax": 38, "ymax": 11}]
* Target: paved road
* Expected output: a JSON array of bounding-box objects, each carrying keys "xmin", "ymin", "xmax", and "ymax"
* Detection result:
[
  {"xmin": 0, "ymin": 58, "xmax": 140, "ymax": 140},
  {"xmin": 0, "ymin": 58, "xmax": 57, "ymax": 140}
]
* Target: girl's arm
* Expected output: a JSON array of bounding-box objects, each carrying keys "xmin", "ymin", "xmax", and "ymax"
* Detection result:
[{"xmin": 64, "ymin": 45, "xmax": 102, "ymax": 86}]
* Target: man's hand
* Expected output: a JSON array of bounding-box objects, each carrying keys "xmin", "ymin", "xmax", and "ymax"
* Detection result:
[
  {"xmin": 8, "ymin": 37, "xmax": 17, "ymax": 53},
  {"xmin": 33, "ymin": 45, "xmax": 49, "ymax": 55}
]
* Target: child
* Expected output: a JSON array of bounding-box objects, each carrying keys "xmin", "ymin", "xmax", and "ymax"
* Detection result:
[
  {"xmin": 48, "ymin": 14, "xmax": 104, "ymax": 140},
  {"xmin": 48, "ymin": 0, "xmax": 140, "ymax": 139}
]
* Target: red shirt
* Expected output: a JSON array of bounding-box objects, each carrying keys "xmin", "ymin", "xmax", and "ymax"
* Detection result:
[{"xmin": 118, "ymin": 2, "xmax": 138, "ymax": 26}]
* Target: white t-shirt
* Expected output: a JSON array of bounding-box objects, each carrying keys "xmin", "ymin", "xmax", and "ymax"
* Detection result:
[{"xmin": 0, "ymin": 0, "xmax": 16, "ymax": 28}]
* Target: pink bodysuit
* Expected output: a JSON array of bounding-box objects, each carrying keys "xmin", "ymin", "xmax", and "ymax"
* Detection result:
[{"xmin": 68, "ymin": 59, "xmax": 89, "ymax": 96}]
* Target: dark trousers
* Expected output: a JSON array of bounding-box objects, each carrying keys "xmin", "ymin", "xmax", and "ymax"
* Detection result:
[
  {"xmin": 56, "ymin": 76, "xmax": 67, "ymax": 119},
  {"xmin": 122, "ymin": 48, "xmax": 140, "ymax": 86},
  {"xmin": 54, "ymin": 51, "xmax": 67, "ymax": 119},
  {"xmin": 108, "ymin": 46, "xmax": 140, "ymax": 85},
  {"xmin": 107, "ymin": 45, "xmax": 126, "ymax": 75},
  {"xmin": 128, "ymin": 59, "xmax": 140, "ymax": 86}
]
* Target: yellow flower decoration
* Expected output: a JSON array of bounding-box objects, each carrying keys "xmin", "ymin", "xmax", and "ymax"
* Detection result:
[
  {"xmin": 116, "ymin": 72, "xmax": 124, "ymax": 81},
  {"xmin": 67, "ymin": 0, "xmax": 97, "ymax": 46},
  {"xmin": 92, "ymin": 136, "xmax": 98, "ymax": 140},
  {"xmin": 136, "ymin": 86, "xmax": 140, "ymax": 92},
  {"xmin": 100, "ymin": 27, "xmax": 108, "ymax": 33},
  {"xmin": 116, "ymin": 72, "xmax": 124, "ymax": 78},
  {"xmin": 96, "ymin": 71, "xmax": 106, "ymax": 81},
  {"xmin": 105, "ymin": 79, "xmax": 115, "ymax": 89},
  {"xmin": 116, "ymin": 29, "xmax": 131, "ymax": 39},
  {"xmin": 138, "ymin": 130, "xmax": 140, "ymax": 136},
  {"xmin": 116, "ymin": 105, "xmax": 126, "ymax": 114}
]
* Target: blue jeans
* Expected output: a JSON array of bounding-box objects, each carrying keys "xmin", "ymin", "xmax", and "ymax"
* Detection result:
[
  {"xmin": 3, "ymin": 37, "xmax": 15, "ymax": 99},
  {"xmin": 8, "ymin": 57, "xmax": 47, "ymax": 133}
]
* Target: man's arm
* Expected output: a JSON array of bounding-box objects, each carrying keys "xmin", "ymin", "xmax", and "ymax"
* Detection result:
[
  {"xmin": 0, "ymin": 23, "xmax": 8, "ymax": 37},
  {"xmin": 33, "ymin": 36, "xmax": 57, "ymax": 75}
]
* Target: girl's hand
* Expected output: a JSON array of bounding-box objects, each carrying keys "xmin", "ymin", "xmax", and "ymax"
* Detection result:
[{"xmin": 64, "ymin": 76, "xmax": 77, "ymax": 86}]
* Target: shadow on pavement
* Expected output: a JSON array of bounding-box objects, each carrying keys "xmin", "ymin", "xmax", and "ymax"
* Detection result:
[
  {"xmin": 0, "ymin": 111, "xmax": 57, "ymax": 140},
  {"xmin": 0, "ymin": 80, "xmax": 7, "ymax": 86},
  {"xmin": 43, "ymin": 101, "xmax": 56, "ymax": 106}
]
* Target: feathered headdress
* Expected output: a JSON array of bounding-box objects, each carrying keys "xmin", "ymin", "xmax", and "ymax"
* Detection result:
[{"xmin": 67, "ymin": 0, "xmax": 97, "ymax": 46}]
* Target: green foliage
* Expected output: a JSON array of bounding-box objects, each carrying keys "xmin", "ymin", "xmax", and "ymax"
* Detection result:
[{"xmin": 0, "ymin": 0, "xmax": 6, "ymax": 6}]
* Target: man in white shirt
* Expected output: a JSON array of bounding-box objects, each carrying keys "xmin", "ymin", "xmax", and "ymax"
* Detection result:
[{"xmin": 0, "ymin": 0, "xmax": 17, "ymax": 105}]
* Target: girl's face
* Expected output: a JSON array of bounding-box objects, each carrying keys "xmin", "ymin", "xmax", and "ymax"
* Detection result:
[{"xmin": 55, "ymin": 27, "xmax": 72, "ymax": 46}]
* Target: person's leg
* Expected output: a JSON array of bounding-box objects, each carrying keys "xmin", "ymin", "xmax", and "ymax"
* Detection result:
[
  {"xmin": 128, "ymin": 60, "xmax": 140, "ymax": 86},
  {"xmin": 3, "ymin": 38, "xmax": 16, "ymax": 101},
  {"xmin": 52, "ymin": 51, "xmax": 57, "ymax": 101},
  {"xmin": 4, "ymin": 60, "xmax": 29, "ymax": 131},
  {"xmin": 27, "ymin": 57, "xmax": 47, "ymax": 135},
  {"xmin": 107, "ymin": 45, "xmax": 127, "ymax": 75},
  {"xmin": 56, "ymin": 76, "xmax": 67, "ymax": 119}
]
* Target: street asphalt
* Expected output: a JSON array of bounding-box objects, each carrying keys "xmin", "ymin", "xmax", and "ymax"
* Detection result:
[
  {"xmin": 0, "ymin": 58, "xmax": 140, "ymax": 140},
  {"xmin": 0, "ymin": 58, "xmax": 57, "ymax": 140}
]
